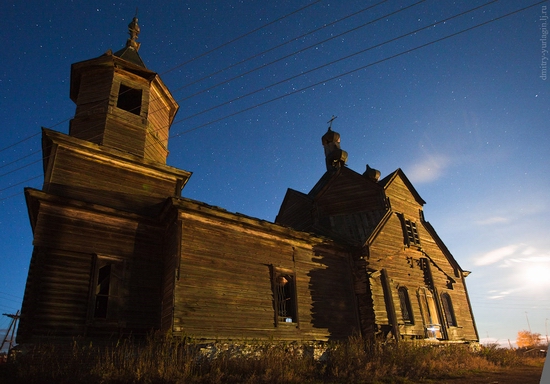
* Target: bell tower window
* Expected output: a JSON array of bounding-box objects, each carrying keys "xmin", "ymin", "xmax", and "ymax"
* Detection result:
[{"xmin": 117, "ymin": 84, "xmax": 142, "ymax": 115}]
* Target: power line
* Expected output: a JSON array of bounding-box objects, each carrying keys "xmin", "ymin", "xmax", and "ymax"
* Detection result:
[
  {"xmin": 0, "ymin": 0, "xmax": 480, "ymax": 178},
  {"xmin": 171, "ymin": 0, "xmax": 426, "ymax": 107},
  {"xmin": 0, "ymin": 1, "xmax": 322, "ymax": 156},
  {"xmin": 159, "ymin": 0, "xmax": 323, "ymax": 76},
  {"xmin": 0, "ymin": 149, "xmax": 41, "ymax": 171},
  {"xmin": 168, "ymin": 0, "xmax": 391, "ymax": 96},
  {"xmin": 0, "ymin": 1, "xmax": 419, "ymax": 182},
  {"xmin": 170, "ymin": 0, "xmax": 496, "ymax": 128},
  {"xmin": 170, "ymin": 0, "xmax": 541, "ymax": 139},
  {"xmin": 0, "ymin": 1, "xmax": 543, "ymax": 201},
  {"xmin": 0, "ymin": 175, "xmax": 42, "ymax": 194}
]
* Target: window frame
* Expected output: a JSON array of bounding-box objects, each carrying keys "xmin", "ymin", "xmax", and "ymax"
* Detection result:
[
  {"xmin": 116, "ymin": 83, "xmax": 143, "ymax": 116},
  {"xmin": 441, "ymin": 292, "xmax": 458, "ymax": 327},
  {"xmin": 397, "ymin": 286, "xmax": 414, "ymax": 325},
  {"xmin": 398, "ymin": 214, "xmax": 421, "ymax": 247},
  {"xmin": 89, "ymin": 254, "xmax": 125, "ymax": 322},
  {"xmin": 418, "ymin": 287, "xmax": 442, "ymax": 339},
  {"xmin": 271, "ymin": 266, "xmax": 299, "ymax": 327}
]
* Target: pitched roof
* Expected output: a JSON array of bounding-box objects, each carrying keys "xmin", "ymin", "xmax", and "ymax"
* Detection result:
[
  {"xmin": 307, "ymin": 169, "xmax": 339, "ymax": 197},
  {"xmin": 113, "ymin": 46, "xmax": 146, "ymax": 68},
  {"xmin": 113, "ymin": 16, "xmax": 146, "ymax": 68},
  {"xmin": 379, "ymin": 168, "xmax": 426, "ymax": 206}
]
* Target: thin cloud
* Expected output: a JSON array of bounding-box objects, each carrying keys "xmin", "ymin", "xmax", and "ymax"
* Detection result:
[
  {"xmin": 475, "ymin": 216, "xmax": 509, "ymax": 226},
  {"xmin": 475, "ymin": 245, "xmax": 518, "ymax": 266},
  {"xmin": 407, "ymin": 154, "xmax": 450, "ymax": 183}
]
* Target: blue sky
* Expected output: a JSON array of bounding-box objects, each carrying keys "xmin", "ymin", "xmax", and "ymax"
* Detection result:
[{"xmin": 1, "ymin": 0, "xmax": 549, "ymax": 348}]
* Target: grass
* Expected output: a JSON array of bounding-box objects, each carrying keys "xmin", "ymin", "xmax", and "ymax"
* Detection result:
[{"xmin": 0, "ymin": 334, "xmax": 544, "ymax": 383}]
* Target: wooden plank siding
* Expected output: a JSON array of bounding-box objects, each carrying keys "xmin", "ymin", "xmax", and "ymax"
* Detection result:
[
  {"xmin": 384, "ymin": 176, "xmax": 423, "ymax": 220},
  {"xmin": 169, "ymin": 198, "xmax": 359, "ymax": 341},
  {"xmin": 18, "ymin": 248, "xmax": 92, "ymax": 341},
  {"xmin": 19, "ymin": 46, "xmax": 478, "ymax": 347},
  {"xmin": 277, "ymin": 165, "xmax": 478, "ymax": 343},
  {"xmin": 41, "ymin": 129, "xmax": 190, "ymax": 216},
  {"xmin": 314, "ymin": 168, "xmax": 386, "ymax": 217},
  {"xmin": 70, "ymin": 53, "xmax": 177, "ymax": 164},
  {"xmin": 160, "ymin": 217, "xmax": 180, "ymax": 333},
  {"xmin": 368, "ymin": 212, "xmax": 478, "ymax": 341},
  {"xmin": 275, "ymin": 190, "xmax": 314, "ymax": 231},
  {"xmin": 18, "ymin": 189, "xmax": 167, "ymax": 342}
]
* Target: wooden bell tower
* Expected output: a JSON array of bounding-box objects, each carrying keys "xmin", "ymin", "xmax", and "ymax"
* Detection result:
[
  {"xmin": 68, "ymin": 17, "xmax": 178, "ymax": 164},
  {"xmin": 18, "ymin": 18, "xmax": 191, "ymax": 344}
]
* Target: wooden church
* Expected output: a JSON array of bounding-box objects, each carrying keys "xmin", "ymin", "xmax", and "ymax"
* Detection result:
[{"xmin": 17, "ymin": 18, "xmax": 478, "ymax": 344}]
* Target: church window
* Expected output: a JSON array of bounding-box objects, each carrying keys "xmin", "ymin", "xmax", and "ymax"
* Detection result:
[
  {"xmin": 117, "ymin": 84, "xmax": 142, "ymax": 115},
  {"xmin": 272, "ymin": 269, "xmax": 297, "ymax": 325},
  {"xmin": 399, "ymin": 215, "xmax": 420, "ymax": 247},
  {"xmin": 418, "ymin": 287, "xmax": 442, "ymax": 339},
  {"xmin": 398, "ymin": 286, "xmax": 414, "ymax": 324},
  {"xmin": 92, "ymin": 256, "xmax": 124, "ymax": 320},
  {"xmin": 441, "ymin": 292, "xmax": 457, "ymax": 327}
]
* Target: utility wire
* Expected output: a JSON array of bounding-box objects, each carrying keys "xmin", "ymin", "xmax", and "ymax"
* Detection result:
[
  {"xmin": 169, "ymin": 0, "xmax": 390, "ymax": 95},
  {"xmin": 172, "ymin": 0, "xmax": 425, "ymax": 106},
  {"xmin": 158, "ymin": 0, "xmax": 323, "ymax": 76},
  {"xmin": 0, "ymin": 1, "xmax": 322, "ymax": 155},
  {"xmin": 170, "ymin": 0, "xmax": 496, "ymax": 127},
  {"xmin": 171, "ymin": 0, "xmax": 534, "ymax": 138},
  {"xmin": 0, "ymin": 1, "xmax": 543, "ymax": 201},
  {"xmin": 0, "ymin": 1, "xmax": 415, "ymax": 177}
]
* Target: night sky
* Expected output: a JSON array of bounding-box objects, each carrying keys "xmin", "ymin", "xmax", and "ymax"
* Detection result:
[{"xmin": 1, "ymin": 0, "xmax": 549, "ymax": 348}]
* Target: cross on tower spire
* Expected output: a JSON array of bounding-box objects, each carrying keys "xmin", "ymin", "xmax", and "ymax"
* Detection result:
[
  {"xmin": 327, "ymin": 115, "xmax": 337, "ymax": 130},
  {"xmin": 322, "ymin": 116, "xmax": 347, "ymax": 171}
]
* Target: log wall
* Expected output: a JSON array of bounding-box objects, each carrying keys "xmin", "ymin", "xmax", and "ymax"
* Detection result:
[
  {"xmin": 18, "ymin": 191, "xmax": 166, "ymax": 342},
  {"xmin": 169, "ymin": 200, "xmax": 360, "ymax": 341}
]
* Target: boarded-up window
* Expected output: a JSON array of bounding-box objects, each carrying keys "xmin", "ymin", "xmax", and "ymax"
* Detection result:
[
  {"xmin": 92, "ymin": 256, "xmax": 124, "ymax": 320},
  {"xmin": 117, "ymin": 84, "xmax": 142, "ymax": 115},
  {"xmin": 441, "ymin": 292, "xmax": 457, "ymax": 327},
  {"xmin": 398, "ymin": 286, "xmax": 414, "ymax": 324},
  {"xmin": 272, "ymin": 269, "xmax": 297, "ymax": 325}
]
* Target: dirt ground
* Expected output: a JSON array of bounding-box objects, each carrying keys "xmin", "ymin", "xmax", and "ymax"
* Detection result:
[{"xmin": 431, "ymin": 364, "xmax": 544, "ymax": 384}]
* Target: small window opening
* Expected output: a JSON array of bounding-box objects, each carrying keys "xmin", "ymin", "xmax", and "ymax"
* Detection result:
[
  {"xmin": 274, "ymin": 274, "xmax": 297, "ymax": 324},
  {"xmin": 403, "ymin": 218, "xmax": 420, "ymax": 246},
  {"xmin": 117, "ymin": 84, "xmax": 142, "ymax": 115},
  {"xmin": 441, "ymin": 292, "xmax": 457, "ymax": 327},
  {"xmin": 398, "ymin": 286, "xmax": 414, "ymax": 324},
  {"xmin": 93, "ymin": 258, "xmax": 123, "ymax": 319}
]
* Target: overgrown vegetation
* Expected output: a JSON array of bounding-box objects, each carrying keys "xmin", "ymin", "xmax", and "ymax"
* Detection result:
[{"xmin": 0, "ymin": 334, "xmax": 544, "ymax": 383}]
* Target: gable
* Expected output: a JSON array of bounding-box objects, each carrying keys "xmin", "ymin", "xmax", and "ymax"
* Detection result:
[
  {"xmin": 275, "ymin": 189, "xmax": 314, "ymax": 231},
  {"xmin": 312, "ymin": 167, "xmax": 386, "ymax": 216},
  {"xmin": 368, "ymin": 212, "xmax": 461, "ymax": 280},
  {"xmin": 381, "ymin": 169, "xmax": 425, "ymax": 219}
]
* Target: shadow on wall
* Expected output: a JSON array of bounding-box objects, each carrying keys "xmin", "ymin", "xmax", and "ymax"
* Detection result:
[{"xmin": 308, "ymin": 245, "xmax": 359, "ymax": 340}]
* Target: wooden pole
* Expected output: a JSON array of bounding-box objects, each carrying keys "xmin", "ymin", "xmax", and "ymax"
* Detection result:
[{"xmin": 1, "ymin": 311, "xmax": 20, "ymax": 353}]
